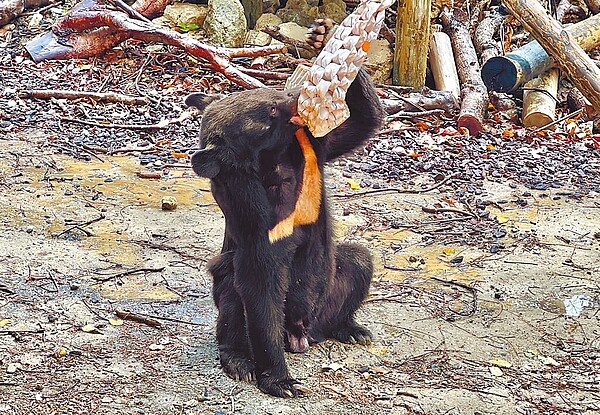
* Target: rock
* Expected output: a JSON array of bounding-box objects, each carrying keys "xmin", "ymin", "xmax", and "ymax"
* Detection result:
[
  {"xmin": 245, "ymin": 30, "xmax": 272, "ymax": 46},
  {"xmin": 276, "ymin": 0, "xmax": 318, "ymax": 27},
  {"xmin": 365, "ymin": 39, "xmax": 393, "ymax": 84},
  {"xmin": 6, "ymin": 363, "xmax": 18, "ymax": 374},
  {"xmin": 161, "ymin": 196, "xmax": 178, "ymax": 211},
  {"xmin": 204, "ymin": 0, "xmax": 247, "ymax": 47},
  {"xmin": 321, "ymin": 0, "xmax": 347, "ymax": 23},
  {"xmin": 163, "ymin": 3, "xmax": 209, "ymax": 28},
  {"xmin": 255, "ymin": 12, "xmax": 283, "ymax": 29},
  {"xmin": 278, "ymin": 22, "xmax": 310, "ymax": 42},
  {"xmin": 262, "ymin": 0, "xmax": 281, "ymax": 14},
  {"xmin": 277, "ymin": 0, "xmax": 347, "ymax": 27}
]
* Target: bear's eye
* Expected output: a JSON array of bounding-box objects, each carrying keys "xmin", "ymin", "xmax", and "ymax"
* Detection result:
[{"xmin": 270, "ymin": 105, "xmax": 278, "ymax": 117}]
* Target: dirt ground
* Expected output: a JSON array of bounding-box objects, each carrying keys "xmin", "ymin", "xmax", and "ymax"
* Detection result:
[{"xmin": 1, "ymin": 129, "xmax": 599, "ymax": 415}]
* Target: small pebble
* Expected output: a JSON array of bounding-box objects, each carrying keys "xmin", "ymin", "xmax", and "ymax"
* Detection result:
[{"xmin": 161, "ymin": 196, "xmax": 177, "ymax": 211}]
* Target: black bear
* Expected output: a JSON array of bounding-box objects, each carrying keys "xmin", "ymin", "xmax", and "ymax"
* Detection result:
[{"xmin": 186, "ymin": 62, "xmax": 383, "ymax": 397}]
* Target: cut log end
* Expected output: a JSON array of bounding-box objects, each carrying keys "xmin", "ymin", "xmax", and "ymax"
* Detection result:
[
  {"xmin": 458, "ymin": 116, "xmax": 483, "ymax": 136},
  {"xmin": 523, "ymin": 113, "xmax": 554, "ymax": 129},
  {"xmin": 481, "ymin": 56, "xmax": 521, "ymax": 92}
]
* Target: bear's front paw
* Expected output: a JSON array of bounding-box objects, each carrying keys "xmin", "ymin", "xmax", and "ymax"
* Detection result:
[
  {"xmin": 332, "ymin": 323, "xmax": 372, "ymax": 346},
  {"xmin": 306, "ymin": 18, "xmax": 335, "ymax": 51},
  {"xmin": 220, "ymin": 352, "xmax": 256, "ymax": 383},
  {"xmin": 258, "ymin": 373, "xmax": 309, "ymax": 398}
]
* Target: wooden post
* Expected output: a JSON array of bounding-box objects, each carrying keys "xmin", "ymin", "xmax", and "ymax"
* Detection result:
[
  {"xmin": 502, "ymin": 0, "xmax": 600, "ymax": 110},
  {"xmin": 522, "ymin": 69, "xmax": 559, "ymax": 129},
  {"xmin": 393, "ymin": 0, "xmax": 431, "ymax": 87},
  {"xmin": 429, "ymin": 31, "xmax": 461, "ymax": 100},
  {"xmin": 481, "ymin": 12, "xmax": 600, "ymax": 92}
]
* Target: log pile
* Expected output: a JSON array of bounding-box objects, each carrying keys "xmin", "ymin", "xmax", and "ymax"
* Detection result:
[{"xmin": 4, "ymin": 0, "xmax": 599, "ymax": 134}]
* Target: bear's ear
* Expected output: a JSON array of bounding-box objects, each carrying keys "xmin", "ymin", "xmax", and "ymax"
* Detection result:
[
  {"xmin": 190, "ymin": 147, "xmax": 221, "ymax": 179},
  {"xmin": 185, "ymin": 93, "xmax": 224, "ymax": 114}
]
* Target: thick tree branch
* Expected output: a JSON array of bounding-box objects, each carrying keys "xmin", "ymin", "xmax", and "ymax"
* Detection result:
[{"xmin": 26, "ymin": 0, "xmax": 287, "ymax": 89}]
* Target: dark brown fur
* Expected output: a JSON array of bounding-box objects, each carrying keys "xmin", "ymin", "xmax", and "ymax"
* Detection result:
[{"xmin": 186, "ymin": 68, "xmax": 384, "ymax": 397}]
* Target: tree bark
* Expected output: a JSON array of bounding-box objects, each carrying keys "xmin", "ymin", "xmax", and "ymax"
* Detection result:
[
  {"xmin": 441, "ymin": 8, "xmax": 489, "ymax": 136},
  {"xmin": 481, "ymin": 12, "xmax": 600, "ymax": 92},
  {"xmin": 381, "ymin": 90, "xmax": 459, "ymax": 114},
  {"xmin": 0, "ymin": 0, "xmax": 52, "ymax": 26},
  {"xmin": 502, "ymin": 0, "xmax": 600, "ymax": 110},
  {"xmin": 393, "ymin": 0, "xmax": 431, "ymax": 88},
  {"xmin": 25, "ymin": 0, "xmax": 286, "ymax": 89},
  {"xmin": 474, "ymin": 7, "xmax": 506, "ymax": 64},
  {"xmin": 429, "ymin": 31, "xmax": 461, "ymax": 100},
  {"xmin": 522, "ymin": 69, "xmax": 559, "ymax": 129}
]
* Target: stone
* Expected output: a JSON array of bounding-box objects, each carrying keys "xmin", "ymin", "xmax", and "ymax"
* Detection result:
[
  {"xmin": 277, "ymin": 0, "xmax": 347, "ymax": 27},
  {"xmin": 321, "ymin": 0, "xmax": 347, "ymax": 23},
  {"xmin": 161, "ymin": 196, "xmax": 178, "ymax": 211},
  {"xmin": 163, "ymin": 3, "xmax": 209, "ymax": 28},
  {"xmin": 262, "ymin": 0, "xmax": 281, "ymax": 14},
  {"xmin": 204, "ymin": 0, "xmax": 247, "ymax": 47},
  {"xmin": 366, "ymin": 39, "xmax": 393, "ymax": 84},
  {"xmin": 276, "ymin": 0, "xmax": 318, "ymax": 27},
  {"xmin": 278, "ymin": 22, "xmax": 310, "ymax": 42},
  {"xmin": 246, "ymin": 13, "xmax": 283, "ymax": 46},
  {"xmin": 245, "ymin": 30, "xmax": 272, "ymax": 47},
  {"xmin": 255, "ymin": 12, "xmax": 282, "ymax": 29}
]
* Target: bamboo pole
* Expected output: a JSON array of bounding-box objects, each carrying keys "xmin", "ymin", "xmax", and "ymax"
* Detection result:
[
  {"xmin": 481, "ymin": 12, "xmax": 600, "ymax": 92},
  {"xmin": 393, "ymin": 0, "xmax": 431, "ymax": 87},
  {"xmin": 502, "ymin": 0, "xmax": 600, "ymax": 109}
]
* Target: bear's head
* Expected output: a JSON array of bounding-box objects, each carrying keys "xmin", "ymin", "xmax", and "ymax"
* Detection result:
[{"xmin": 185, "ymin": 88, "xmax": 302, "ymax": 179}]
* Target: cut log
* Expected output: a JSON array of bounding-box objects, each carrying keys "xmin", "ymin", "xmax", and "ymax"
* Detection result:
[
  {"xmin": 26, "ymin": 0, "xmax": 286, "ymax": 89},
  {"xmin": 474, "ymin": 7, "xmax": 506, "ymax": 64},
  {"xmin": 481, "ymin": 12, "xmax": 600, "ymax": 92},
  {"xmin": 393, "ymin": 0, "xmax": 431, "ymax": 88},
  {"xmin": 522, "ymin": 69, "xmax": 559, "ymax": 129},
  {"xmin": 441, "ymin": 8, "xmax": 489, "ymax": 136},
  {"xmin": 429, "ymin": 31, "xmax": 461, "ymax": 100},
  {"xmin": 381, "ymin": 90, "xmax": 459, "ymax": 114},
  {"xmin": 502, "ymin": 0, "xmax": 600, "ymax": 110},
  {"xmin": 0, "ymin": 0, "xmax": 52, "ymax": 26}
]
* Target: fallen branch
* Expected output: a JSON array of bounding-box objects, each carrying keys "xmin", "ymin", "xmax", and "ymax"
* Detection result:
[
  {"xmin": 115, "ymin": 309, "xmax": 162, "ymax": 328},
  {"xmin": 422, "ymin": 206, "xmax": 477, "ymax": 218},
  {"xmin": 0, "ymin": 0, "xmax": 53, "ymax": 26},
  {"xmin": 333, "ymin": 173, "xmax": 459, "ymax": 198},
  {"xmin": 21, "ymin": 89, "xmax": 150, "ymax": 105},
  {"xmin": 93, "ymin": 266, "xmax": 165, "ymax": 282},
  {"xmin": 26, "ymin": 0, "xmax": 287, "ymax": 89}
]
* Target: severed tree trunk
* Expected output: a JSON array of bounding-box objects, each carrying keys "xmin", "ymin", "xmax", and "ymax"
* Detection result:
[
  {"xmin": 522, "ymin": 69, "xmax": 559, "ymax": 129},
  {"xmin": 503, "ymin": 0, "xmax": 600, "ymax": 110},
  {"xmin": 393, "ymin": 0, "xmax": 431, "ymax": 88},
  {"xmin": 441, "ymin": 8, "xmax": 489, "ymax": 136},
  {"xmin": 0, "ymin": 0, "xmax": 52, "ymax": 26},
  {"xmin": 481, "ymin": 12, "xmax": 600, "ymax": 92},
  {"xmin": 381, "ymin": 90, "xmax": 459, "ymax": 114},
  {"xmin": 474, "ymin": 7, "xmax": 506, "ymax": 65},
  {"xmin": 26, "ymin": 0, "xmax": 285, "ymax": 89},
  {"xmin": 429, "ymin": 31, "xmax": 460, "ymax": 100}
]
